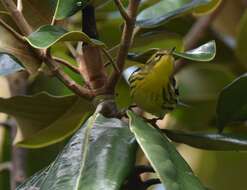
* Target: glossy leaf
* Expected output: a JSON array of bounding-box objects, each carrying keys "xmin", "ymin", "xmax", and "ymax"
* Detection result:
[
  {"xmin": 173, "ymin": 41, "xmax": 216, "ymax": 61},
  {"xmin": 164, "ymin": 129, "xmax": 247, "ymax": 150},
  {"xmin": 193, "ymin": 0, "xmax": 222, "ymax": 15},
  {"xmin": 0, "ymin": 0, "xmax": 54, "ymax": 29},
  {"xmin": 0, "ymin": 93, "xmax": 94, "ymax": 148},
  {"xmin": 26, "ymin": 25, "xmax": 105, "ymax": 49},
  {"xmin": 17, "ymin": 113, "xmax": 136, "ymax": 190},
  {"xmin": 136, "ymin": 0, "xmax": 221, "ymax": 28},
  {"xmin": 132, "ymin": 31, "xmax": 184, "ymax": 53},
  {"xmin": 216, "ymin": 74, "xmax": 247, "ymax": 132},
  {"xmin": 0, "ymin": 25, "xmax": 40, "ymax": 73},
  {"xmin": 127, "ymin": 110, "xmax": 206, "ymax": 190},
  {"xmin": 128, "ymin": 49, "xmax": 159, "ymax": 63},
  {"xmin": 54, "ymin": 0, "xmax": 88, "ymax": 20},
  {"xmin": 0, "ymin": 53, "xmax": 23, "ymax": 76}
]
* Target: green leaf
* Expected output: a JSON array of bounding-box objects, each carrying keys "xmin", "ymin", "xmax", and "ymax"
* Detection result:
[
  {"xmin": 26, "ymin": 25, "xmax": 105, "ymax": 49},
  {"xmin": 54, "ymin": 0, "xmax": 89, "ymax": 20},
  {"xmin": 17, "ymin": 113, "xmax": 136, "ymax": 190},
  {"xmin": 127, "ymin": 110, "xmax": 206, "ymax": 190},
  {"xmin": 0, "ymin": 93, "xmax": 94, "ymax": 148},
  {"xmin": 164, "ymin": 129, "xmax": 247, "ymax": 151},
  {"xmin": 0, "ymin": 53, "xmax": 23, "ymax": 76},
  {"xmin": 128, "ymin": 49, "xmax": 159, "ymax": 63},
  {"xmin": 173, "ymin": 41, "xmax": 216, "ymax": 61},
  {"xmin": 216, "ymin": 73, "xmax": 247, "ymax": 132},
  {"xmin": 136, "ymin": 0, "xmax": 220, "ymax": 29},
  {"xmin": 0, "ymin": 25, "xmax": 40, "ymax": 73},
  {"xmin": 132, "ymin": 31, "xmax": 184, "ymax": 53}
]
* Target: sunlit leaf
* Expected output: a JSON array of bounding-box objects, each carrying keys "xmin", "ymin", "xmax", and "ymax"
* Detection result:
[
  {"xmin": 173, "ymin": 41, "xmax": 216, "ymax": 61},
  {"xmin": 0, "ymin": 93, "xmax": 94, "ymax": 148},
  {"xmin": 26, "ymin": 25, "xmax": 105, "ymax": 49},
  {"xmin": 0, "ymin": 53, "xmax": 23, "ymax": 76},
  {"xmin": 193, "ymin": 0, "xmax": 222, "ymax": 15},
  {"xmin": 164, "ymin": 129, "xmax": 247, "ymax": 150},
  {"xmin": 17, "ymin": 113, "xmax": 136, "ymax": 190},
  {"xmin": 127, "ymin": 110, "xmax": 206, "ymax": 190},
  {"xmin": 54, "ymin": 0, "xmax": 88, "ymax": 20},
  {"xmin": 216, "ymin": 74, "xmax": 247, "ymax": 132},
  {"xmin": 136, "ymin": 0, "xmax": 220, "ymax": 28}
]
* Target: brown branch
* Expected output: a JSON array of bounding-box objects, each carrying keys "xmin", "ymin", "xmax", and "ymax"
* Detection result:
[
  {"xmin": 2, "ymin": 0, "xmax": 94, "ymax": 99},
  {"xmin": 1, "ymin": 0, "xmax": 32, "ymax": 35},
  {"xmin": 174, "ymin": 1, "xmax": 225, "ymax": 74},
  {"xmin": 45, "ymin": 55, "xmax": 93, "ymax": 99},
  {"xmin": 80, "ymin": 5, "xmax": 107, "ymax": 95},
  {"xmin": 114, "ymin": 0, "xmax": 130, "ymax": 22},
  {"xmin": 0, "ymin": 18, "xmax": 25, "ymax": 41},
  {"xmin": 107, "ymin": 0, "xmax": 140, "ymax": 93}
]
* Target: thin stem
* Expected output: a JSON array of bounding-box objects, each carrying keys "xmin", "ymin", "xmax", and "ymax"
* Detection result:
[
  {"xmin": 114, "ymin": 0, "xmax": 130, "ymax": 22},
  {"xmin": 1, "ymin": 0, "xmax": 32, "ymax": 35},
  {"xmin": 45, "ymin": 54, "xmax": 93, "ymax": 99},
  {"xmin": 101, "ymin": 48, "xmax": 120, "ymax": 73},
  {"xmin": 107, "ymin": 0, "xmax": 140, "ymax": 92},
  {"xmin": 53, "ymin": 56, "xmax": 80, "ymax": 74},
  {"xmin": 0, "ymin": 18, "xmax": 25, "ymax": 41},
  {"xmin": 65, "ymin": 42, "xmax": 77, "ymax": 58},
  {"xmin": 17, "ymin": 0, "xmax": 23, "ymax": 12}
]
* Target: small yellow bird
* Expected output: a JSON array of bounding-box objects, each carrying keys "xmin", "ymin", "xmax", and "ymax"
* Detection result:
[{"xmin": 123, "ymin": 50, "xmax": 179, "ymax": 118}]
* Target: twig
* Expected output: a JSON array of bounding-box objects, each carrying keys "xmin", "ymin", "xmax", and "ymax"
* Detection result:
[
  {"xmin": 107, "ymin": 0, "xmax": 140, "ymax": 92},
  {"xmin": 1, "ymin": 0, "xmax": 32, "ymax": 35},
  {"xmin": 0, "ymin": 18, "xmax": 25, "ymax": 41},
  {"xmin": 174, "ymin": 1, "xmax": 225, "ymax": 74},
  {"xmin": 45, "ymin": 54, "xmax": 93, "ymax": 99},
  {"xmin": 101, "ymin": 48, "xmax": 120, "ymax": 73},
  {"xmin": 114, "ymin": 0, "xmax": 130, "ymax": 22},
  {"xmin": 17, "ymin": 0, "xmax": 23, "ymax": 12},
  {"xmin": 52, "ymin": 56, "xmax": 80, "ymax": 74},
  {"xmin": 65, "ymin": 42, "xmax": 77, "ymax": 58}
]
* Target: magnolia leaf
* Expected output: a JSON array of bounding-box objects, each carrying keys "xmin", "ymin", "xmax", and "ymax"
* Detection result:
[
  {"xmin": 173, "ymin": 41, "xmax": 216, "ymax": 61},
  {"xmin": 127, "ymin": 49, "xmax": 159, "ymax": 63},
  {"xmin": 53, "ymin": 0, "xmax": 89, "ymax": 20},
  {"xmin": 0, "ymin": 26, "xmax": 40, "ymax": 73},
  {"xmin": 136, "ymin": 0, "xmax": 221, "ymax": 28},
  {"xmin": 0, "ymin": 53, "xmax": 23, "ymax": 76},
  {"xmin": 26, "ymin": 25, "xmax": 105, "ymax": 49},
  {"xmin": 127, "ymin": 110, "xmax": 206, "ymax": 190},
  {"xmin": 164, "ymin": 129, "xmax": 247, "ymax": 151},
  {"xmin": 17, "ymin": 113, "xmax": 136, "ymax": 190},
  {"xmin": 0, "ymin": 93, "xmax": 94, "ymax": 148},
  {"xmin": 216, "ymin": 74, "xmax": 247, "ymax": 132}
]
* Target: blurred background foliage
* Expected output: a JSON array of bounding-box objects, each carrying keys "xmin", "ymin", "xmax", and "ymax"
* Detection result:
[{"xmin": 1, "ymin": 0, "xmax": 247, "ymax": 189}]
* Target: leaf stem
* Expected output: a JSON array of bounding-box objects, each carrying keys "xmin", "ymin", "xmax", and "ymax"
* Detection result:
[
  {"xmin": 107, "ymin": 0, "xmax": 140, "ymax": 92},
  {"xmin": 114, "ymin": 0, "xmax": 130, "ymax": 22},
  {"xmin": 1, "ymin": 0, "xmax": 32, "ymax": 35},
  {"xmin": 52, "ymin": 56, "xmax": 80, "ymax": 74},
  {"xmin": 0, "ymin": 18, "xmax": 25, "ymax": 41}
]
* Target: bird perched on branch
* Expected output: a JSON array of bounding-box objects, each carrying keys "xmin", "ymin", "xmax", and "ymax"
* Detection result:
[{"xmin": 123, "ymin": 49, "xmax": 180, "ymax": 118}]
